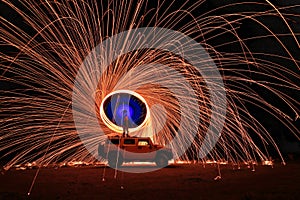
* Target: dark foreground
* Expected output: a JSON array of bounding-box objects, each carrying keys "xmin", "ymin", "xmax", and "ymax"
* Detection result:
[{"xmin": 0, "ymin": 162, "xmax": 300, "ymax": 200}]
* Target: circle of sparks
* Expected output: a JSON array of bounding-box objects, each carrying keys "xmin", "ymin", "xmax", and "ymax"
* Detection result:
[
  {"xmin": 72, "ymin": 27, "xmax": 226, "ymax": 172},
  {"xmin": 0, "ymin": 0, "xmax": 299, "ymax": 172}
]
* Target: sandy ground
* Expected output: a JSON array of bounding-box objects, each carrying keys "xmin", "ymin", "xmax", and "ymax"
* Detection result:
[{"xmin": 0, "ymin": 162, "xmax": 300, "ymax": 200}]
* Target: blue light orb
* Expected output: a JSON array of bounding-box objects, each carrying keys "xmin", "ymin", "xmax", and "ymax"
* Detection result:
[{"xmin": 100, "ymin": 90, "xmax": 149, "ymax": 132}]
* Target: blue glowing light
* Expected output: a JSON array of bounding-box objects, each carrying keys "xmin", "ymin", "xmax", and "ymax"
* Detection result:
[{"xmin": 103, "ymin": 93, "xmax": 147, "ymax": 128}]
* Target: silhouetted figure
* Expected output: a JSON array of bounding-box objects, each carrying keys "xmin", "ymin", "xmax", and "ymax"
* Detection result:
[{"xmin": 122, "ymin": 110, "xmax": 129, "ymax": 137}]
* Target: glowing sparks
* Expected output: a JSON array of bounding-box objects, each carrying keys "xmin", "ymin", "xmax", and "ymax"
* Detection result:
[{"xmin": 0, "ymin": 0, "xmax": 299, "ymax": 171}]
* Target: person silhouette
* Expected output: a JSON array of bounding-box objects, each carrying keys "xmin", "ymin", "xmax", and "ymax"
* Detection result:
[{"xmin": 122, "ymin": 110, "xmax": 129, "ymax": 137}]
